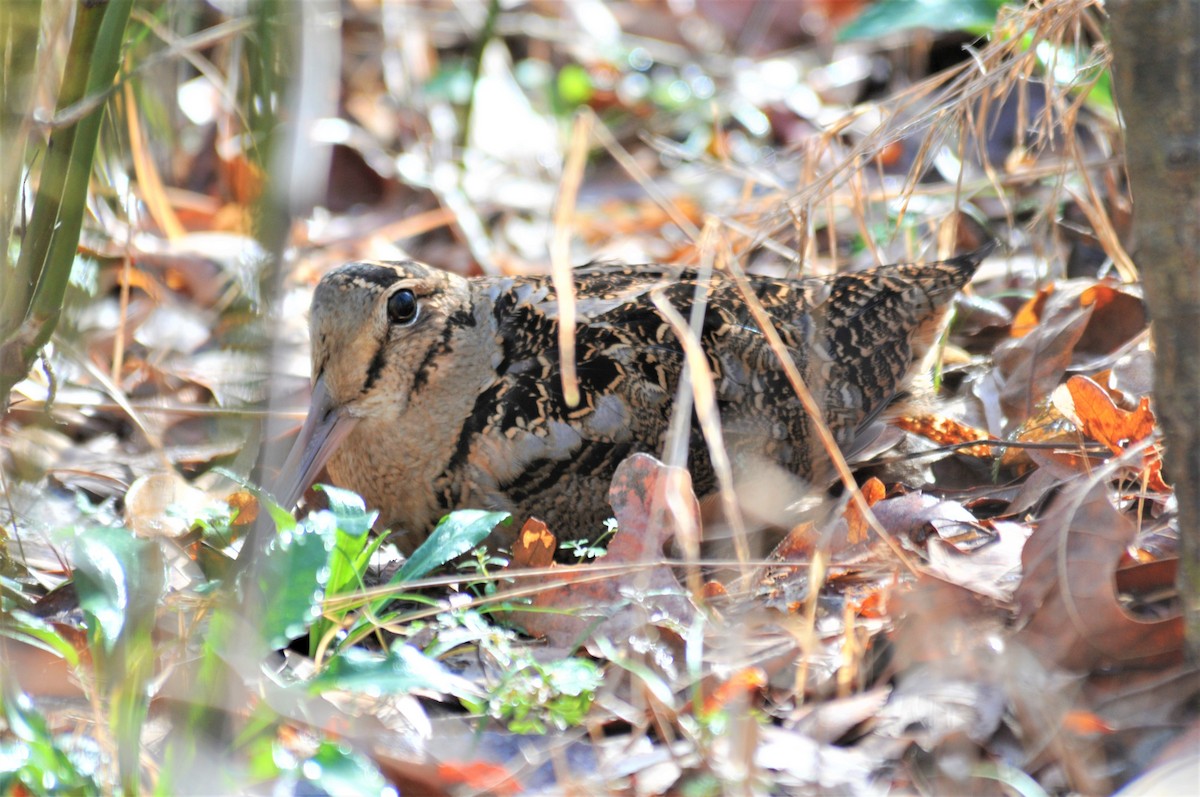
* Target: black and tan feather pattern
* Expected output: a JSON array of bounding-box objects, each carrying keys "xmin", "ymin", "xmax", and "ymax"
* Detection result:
[{"xmin": 278, "ymin": 249, "xmax": 988, "ymax": 551}]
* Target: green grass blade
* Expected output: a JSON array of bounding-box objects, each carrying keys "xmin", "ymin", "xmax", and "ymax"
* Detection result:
[{"xmin": 0, "ymin": 0, "xmax": 133, "ymax": 411}]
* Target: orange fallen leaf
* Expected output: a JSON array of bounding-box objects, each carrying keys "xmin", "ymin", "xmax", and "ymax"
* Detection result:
[
  {"xmin": 698, "ymin": 667, "xmax": 767, "ymax": 717},
  {"xmin": 1011, "ymin": 285, "xmax": 1053, "ymax": 338},
  {"xmin": 892, "ymin": 415, "xmax": 996, "ymax": 458},
  {"xmin": 772, "ymin": 519, "xmax": 818, "ymax": 560},
  {"xmin": 845, "ymin": 477, "xmax": 886, "ymax": 544},
  {"xmin": 853, "ymin": 590, "xmax": 887, "ymax": 619},
  {"xmin": 1077, "ymin": 283, "xmax": 1147, "ymax": 355},
  {"xmin": 510, "ymin": 517, "xmax": 555, "ymax": 569},
  {"xmin": 436, "ymin": 761, "xmax": 522, "ymax": 796},
  {"xmin": 227, "ymin": 490, "xmax": 259, "ymax": 526},
  {"xmin": 1062, "ymin": 710, "xmax": 1115, "ymax": 735},
  {"xmin": 1000, "ymin": 397, "xmax": 1088, "ymax": 471},
  {"xmin": 996, "ymin": 293, "xmax": 1094, "ymax": 426},
  {"xmin": 1059, "ymin": 375, "xmax": 1170, "ymax": 492},
  {"xmin": 773, "ymin": 477, "xmax": 886, "ymax": 557}
]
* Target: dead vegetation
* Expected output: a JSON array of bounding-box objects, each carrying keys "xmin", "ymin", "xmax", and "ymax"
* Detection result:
[{"xmin": 0, "ymin": 0, "xmax": 1195, "ymax": 794}]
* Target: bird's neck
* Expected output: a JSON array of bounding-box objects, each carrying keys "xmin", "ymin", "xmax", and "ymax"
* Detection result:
[{"xmin": 330, "ymin": 306, "xmax": 501, "ymax": 535}]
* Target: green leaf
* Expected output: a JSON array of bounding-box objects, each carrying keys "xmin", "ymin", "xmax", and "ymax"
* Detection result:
[
  {"xmin": 308, "ymin": 642, "xmax": 479, "ymax": 700},
  {"xmin": 486, "ymin": 658, "xmax": 602, "ymax": 733},
  {"xmin": 0, "ymin": 612, "xmax": 81, "ymax": 668},
  {"xmin": 72, "ymin": 526, "xmax": 165, "ymax": 791},
  {"xmin": 545, "ymin": 657, "xmax": 604, "ymax": 697},
  {"xmin": 296, "ymin": 742, "xmax": 391, "ymax": 797},
  {"xmin": 0, "ymin": 684, "xmax": 99, "ymax": 795},
  {"xmin": 347, "ymin": 508, "xmax": 507, "ymax": 647},
  {"xmin": 253, "ymin": 520, "xmax": 334, "ymax": 649},
  {"xmin": 557, "ymin": 63, "xmax": 593, "ymax": 106},
  {"xmin": 72, "ymin": 526, "xmax": 164, "ymax": 659},
  {"xmin": 313, "ymin": 486, "xmax": 375, "ymax": 597},
  {"xmin": 315, "ymin": 484, "xmax": 377, "ymax": 537},
  {"xmin": 393, "ymin": 509, "xmax": 509, "ymax": 583},
  {"xmin": 838, "ymin": 0, "xmax": 1005, "ymax": 41},
  {"xmin": 309, "ymin": 486, "xmax": 377, "ymax": 656}
]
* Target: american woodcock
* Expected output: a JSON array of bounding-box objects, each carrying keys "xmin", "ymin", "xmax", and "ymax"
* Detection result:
[{"xmin": 277, "ymin": 248, "xmax": 989, "ymax": 551}]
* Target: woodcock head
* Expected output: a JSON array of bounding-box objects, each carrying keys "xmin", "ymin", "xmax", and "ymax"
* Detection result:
[{"xmin": 275, "ymin": 261, "xmax": 496, "ymax": 522}]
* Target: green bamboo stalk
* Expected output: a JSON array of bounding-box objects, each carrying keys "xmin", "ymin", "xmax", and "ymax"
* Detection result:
[
  {"xmin": 0, "ymin": 0, "xmax": 134, "ymax": 412},
  {"xmin": 0, "ymin": 1, "xmax": 42, "ymax": 273}
]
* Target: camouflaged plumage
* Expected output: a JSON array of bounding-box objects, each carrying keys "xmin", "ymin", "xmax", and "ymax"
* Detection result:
[{"xmin": 290, "ymin": 251, "xmax": 986, "ymax": 550}]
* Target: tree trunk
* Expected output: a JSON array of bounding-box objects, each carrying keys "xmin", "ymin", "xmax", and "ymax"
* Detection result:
[{"xmin": 1109, "ymin": 0, "xmax": 1200, "ymax": 661}]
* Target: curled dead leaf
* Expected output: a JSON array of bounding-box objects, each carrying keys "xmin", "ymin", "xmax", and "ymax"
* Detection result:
[
  {"xmin": 994, "ymin": 296, "xmax": 1094, "ymax": 427},
  {"xmin": 1011, "ymin": 285, "xmax": 1053, "ymax": 338},
  {"xmin": 1015, "ymin": 479, "xmax": 1182, "ymax": 669}
]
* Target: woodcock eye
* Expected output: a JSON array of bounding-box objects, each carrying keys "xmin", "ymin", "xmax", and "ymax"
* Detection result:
[{"xmin": 387, "ymin": 289, "xmax": 418, "ymax": 325}]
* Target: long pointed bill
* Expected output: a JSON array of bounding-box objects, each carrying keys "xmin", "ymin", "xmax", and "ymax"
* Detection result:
[{"xmin": 275, "ymin": 375, "xmax": 359, "ymax": 510}]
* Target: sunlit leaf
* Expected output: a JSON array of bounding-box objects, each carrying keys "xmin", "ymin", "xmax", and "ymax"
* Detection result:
[
  {"xmin": 0, "ymin": 684, "xmax": 100, "ymax": 794},
  {"xmin": 0, "ymin": 612, "xmax": 81, "ymax": 668},
  {"xmin": 295, "ymin": 741, "xmax": 391, "ymax": 797},
  {"xmin": 254, "ymin": 519, "xmax": 334, "ymax": 650},
  {"xmin": 392, "ymin": 509, "xmax": 509, "ymax": 583},
  {"xmin": 315, "ymin": 484, "xmax": 377, "ymax": 537},
  {"xmin": 557, "ymin": 63, "xmax": 593, "ymax": 106},
  {"xmin": 839, "ymin": 0, "xmax": 1005, "ymax": 41},
  {"xmin": 308, "ymin": 486, "xmax": 377, "ymax": 656},
  {"xmin": 308, "ymin": 642, "xmax": 479, "ymax": 700},
  {"xmin": 72, "ymin": 526, "xmax": 165, "ymax": 657}
]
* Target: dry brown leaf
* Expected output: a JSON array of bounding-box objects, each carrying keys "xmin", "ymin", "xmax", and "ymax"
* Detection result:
[
  {"xmin": 504, "ymin": 454, "xmax": 696, "ymax": 646},
  {"xmin": 2, "ymin": 632, "xmax": 88, "ymax": 699},
  {"xmin": 1063, "ymin": 375, "xmax": 1153, "ymax": 449},
  {"xmin": 771, "ymin": 519, "xmax": 818, "ymax": 561},
  {"xmin": 1077, "ymin": 283, "xmax": 1146, "ymax": 355},
  {"xmin": 771, "ymin": 477, "xmax": 884, "ymax": 559},
  {"xmin": 869, "ymin": 491, "xmax": 975, "ymax": 546},
  {"xmin": 1015, "ymin": 480, "xmax": 1183, "ymax": 669},
  {"xmin": 924, "ymin": 519, "xmax": 1031, "ymax": 601},
  {"xmin": 999, "ymin": 396, "xmax": 1082, "ymax": 470},
  {"xmin": 994, "ymin": 299, "xmax": 1094, "ymax": 427},
  {"xmin": 1115, "ymin": 559, "xmax": 1178, "ymax": 597},
  {"xmin": 852, "ymin": 590, "xmax": 887, "ymax": 619}
]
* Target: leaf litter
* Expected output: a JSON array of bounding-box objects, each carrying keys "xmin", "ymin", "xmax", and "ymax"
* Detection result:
[{"xmin": 0, "ymin": 1, "xmax": 1195, "ymax": 794}]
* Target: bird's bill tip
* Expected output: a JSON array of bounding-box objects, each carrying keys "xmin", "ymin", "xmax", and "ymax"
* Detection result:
[{"xmin": 273, "ymin": 376, "xmax": 358, "ymax": 511}]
